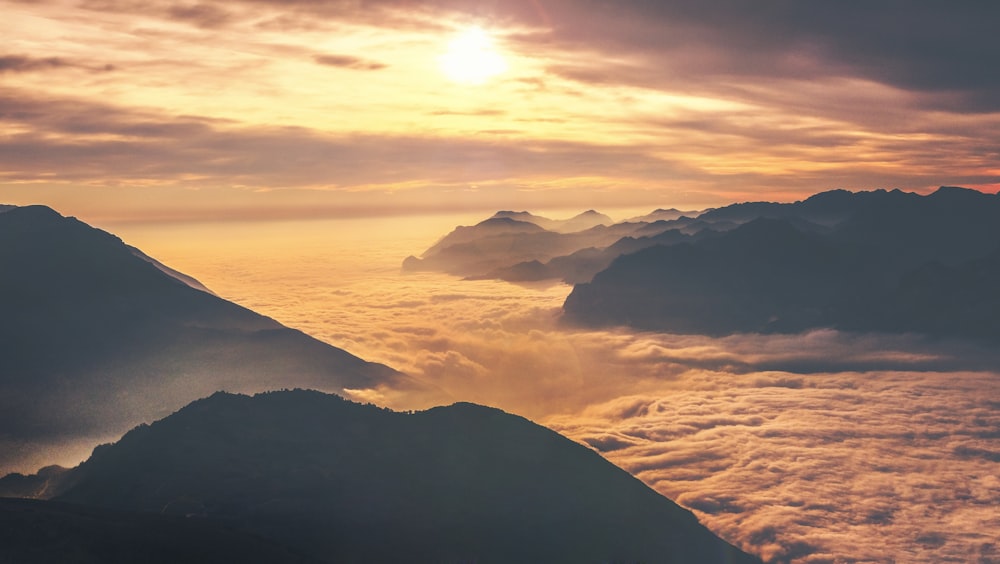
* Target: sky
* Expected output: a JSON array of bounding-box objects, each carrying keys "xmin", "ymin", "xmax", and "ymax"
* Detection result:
[{"xmin": 2, "ymin": 0, "xmax": 999, "ymax": 222}]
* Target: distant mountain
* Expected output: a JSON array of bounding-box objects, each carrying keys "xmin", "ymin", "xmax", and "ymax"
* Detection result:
[
  {"xmin": 405, "ymin": 208, "xmax": 748, "ymax": 284},
  {"xmin": 563, "ymin": 187, "xmax": 1000, "ymax": 339},
  {"xmin": 492, "ymin": 209, "xmax": 612, "ymax": 232},
  {"xmin": 0, "ymin": 498, "xmax": 318, "ymax": 564},
  {"xmin": 484, "ymin": 228, "xmax": 696, "ymax": 285},
  {"xmin": 403, "ymin": 215, "xmax": 646, "ymax": 278},
  {"xmin": 10, "ymin": 390, "xmax": 759, "ymax": 564},
  {"xmin": 556, "ymin": 209, "xmax": 613, "ymax": 232},
  {"xmin": 0, "ymin": 205, "xmax": 406, "ymax": 475},
  {"xmin": 627, "ymin": 208, "xmax": 704, "ymax": 223}
]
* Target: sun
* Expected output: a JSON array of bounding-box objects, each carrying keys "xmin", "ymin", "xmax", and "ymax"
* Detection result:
[{"xmin": 438, "ymin": 26, "xmax": 508, "ymax": 85}]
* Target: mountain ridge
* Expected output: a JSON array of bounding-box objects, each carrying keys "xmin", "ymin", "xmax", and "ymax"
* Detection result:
[{"xmin": 6, "ymin": 389, "xmax": 760, "ymax": 564}]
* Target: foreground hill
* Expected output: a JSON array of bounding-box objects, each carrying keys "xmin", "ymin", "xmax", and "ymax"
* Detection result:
[
  {"xmin": 0, "ymin": 498, "xmax": 318, "ymax": 564},
  {"xmin": 11, "ymin": 390, "xmax": 759, "ymax": 564},
  {"xmin": 0, "ymin": 205, "xmax": 405, "ymax": 474},
  {"xmin": 563, "ymin": 187, "xmax": 1000, "ymax": 339}
]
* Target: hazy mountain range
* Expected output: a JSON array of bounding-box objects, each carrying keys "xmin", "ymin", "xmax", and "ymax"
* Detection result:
[
  {"xmin": 402, "ymin": 209, "xmax": 671, "ymax": 280},
  {"xmin": 0, "ymin": 205, "xmax": 406, "ymax": 474},
  {"xmin": 406, "ymin": 187, "xmax": 1000, "ymax": 341},
  {"xmin": 2, "ymin": 390, "xmax": 758, "ymax": 563}
]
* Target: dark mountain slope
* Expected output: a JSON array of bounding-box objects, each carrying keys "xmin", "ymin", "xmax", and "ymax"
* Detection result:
[
  {"xmin": 845, "ymin": 245, "xmax": 1000, "ymax": 340},
  {"xmin": 563, "ymin": 187, "xmax": 1000, "ymax": 339},
  {"xmin": 564, "ymin": 218, "xmax": 845, "ymax": 334},
  {"xmin": 485, "ymin": 228, "xmax": 695, "ymax": 285},
  {"xmin": 45, "ymin": 390, "xmax": 760, "ymax": 564},
  {"xmin": 0, "ymin": 498, "xmax": 319, "ymax": 564},
  {"xmin": 0, "ymin": 205, "xmax": 404, "ymax": 474}
]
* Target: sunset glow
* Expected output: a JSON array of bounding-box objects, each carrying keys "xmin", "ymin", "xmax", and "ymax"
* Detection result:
[
  {"xmin": 1, "ymin": 1, "xmax": 996, "ymax": 222},
  {"xmin": 439, "ymin": 26, "xmax": 508, "ymax": 85},
  {"xmin": 2, "ymin": 2, "xmax": 1000, "ymax": 563}
]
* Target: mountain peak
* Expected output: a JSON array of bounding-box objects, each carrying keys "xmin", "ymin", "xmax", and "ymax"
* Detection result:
[
  {"xmin": 929, "ymin": 185, "xmax": 987, "ymax": 199},
  {"xmin": 476, "ymin": 216, "xmax": 543, "ymax": 229},
  {"xmin": 2, "ymin": 203, "xmax": 63, "ymax": 221}
]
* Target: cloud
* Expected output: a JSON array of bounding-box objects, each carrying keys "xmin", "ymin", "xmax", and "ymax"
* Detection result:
[
  {"xmin": 313, "ymin": 54, "xmax": 387, "ymax": 71},
  {"xmin": 4, "ymin": 0, "xmax": 999, "ymax": 215},
  {"xmin": 547, "ymin": 369, "xmax": 1000, "ymax": 563},
  {"xmin": 0, "ymin": 55, "xmax": 70, "ymax": 73},
  {"xmin": 165, "ymin": 3, "xmax": 233, "ymax": 27},
  {"xmin": 0, "ymin": 88, "xmax": 705, "ymax": 197},
  {"xmin": 0, "ymin": 55, "xmax": 112, "ymax": 74},
  {"xmin": 509, "ymin": 1, "xmax": 1000, "ymax": 113}
]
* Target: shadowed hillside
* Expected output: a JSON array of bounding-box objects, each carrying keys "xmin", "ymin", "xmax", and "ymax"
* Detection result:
[
  {"xmin": 563, "ymin": 187, "xmax": 1000, "ymax": 340},
  {"xmin": 15, "ymin": 390, "xmax": 760, "ymax": 564},
  {"xmin": 0, "ymin": 498, "xmax": 319, "ymax": 564},
  {"xmin": 0, "ymin": 205, "xmax": 406, "ymax": 474}
]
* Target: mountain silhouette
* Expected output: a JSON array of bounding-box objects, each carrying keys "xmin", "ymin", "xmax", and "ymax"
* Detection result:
[
  {"xmin": 404, "ymin": 208, "xmax": 754, "ymax": 284},
  {"xmin": 403, "ymin": 215, "xmax": 645, "ymax": 278},
  {"xmin": 0, "ymin": 205, "xmax": 406, "ymax": 474},
  {"xmin": 564, "ymin": 218, "xmax": 844, "ymax": 334},
  {"xmin": 556, "ymin": 209, "xmax": 613, "ymax": 232},
  {"xmin": 492, "ymin": 209, "xmax": 612, "ymax": 232},
  {"xmin": 626, "ymin": 208, "xmax": 703, "ymax": 223},
  {"xmin": 0, "ymin": 498, "xmax": 319, "ymax": 564},
  {"xmin": 485, "ymin": 228, "xmax": 696, "ymax": 285},
  {"xmin": 563, "ymin": 187, "xmax": 1000, "ymax": 339},
  {"xmin": 10, "ymin": 390, "xmax": 759, "ymax": 564}
]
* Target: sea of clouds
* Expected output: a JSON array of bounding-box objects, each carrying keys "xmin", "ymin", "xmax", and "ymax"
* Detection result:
[{"xmin": 118, "ymin": 216, "xmax": 1000, "ymax": 563}]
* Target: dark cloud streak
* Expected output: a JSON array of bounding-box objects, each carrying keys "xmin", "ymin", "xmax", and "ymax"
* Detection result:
[
  {"xmin": 313, "ymin": 54, "xmax": 387, "ymax": 71},
  {"xmin": 0, "ymin": 54, "xmax": 112, "ymax": 74}
]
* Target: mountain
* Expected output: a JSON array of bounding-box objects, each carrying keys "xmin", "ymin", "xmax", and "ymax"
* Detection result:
[
  {"xmin": 404, "ymin": 208, "xmax": 747, "ymax": 284},
  {"xmin": 484, "ymin": 228, "xmax": 696, "ymax": 285},
  {"xmin": 627, "ymin": 208, "xmax": 704, "ymax": 223},
  {"xmin": 564, "ymin": 218, "xmax": 845, "ymax": 334},
  {"xmin": 0, "ymin": 205, "xmax": 406, "ymax": 475},
  {"xmin": 845, "ymin": 245, "xmax": 1000, "ymax": 340},
  {"xmin": 492, "ymin": 209, "xmax": 612, "ymax": 232},
  {"xmin": 9, "ymin": 390, "xmax": 759, "ymax": 564},
  {"xmin": 403, "ymin": 215, "xmax": 646, "ymax": 278},
  {"xmin": 563, "ymin": 187, "xmax": 1000, "ymax": 339},
  {"xmin": 556, "ymin": 209, "xmax": 613, "ymax": 232},
  {"xmin": 128, "ymin": 244, "xmax": 216, "ymax": 294},
  {"xmin": 0, "ymin": 498, "xmax": 319, "ymax": 564}
]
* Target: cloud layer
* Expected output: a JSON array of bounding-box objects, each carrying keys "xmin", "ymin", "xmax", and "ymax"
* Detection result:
[{"xmin": 109, "ymin": 214, "xmax": 1000, "ymax": 563}]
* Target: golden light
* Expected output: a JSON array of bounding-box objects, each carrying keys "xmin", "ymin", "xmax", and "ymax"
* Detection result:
[{"xmin": 438, "ymin": 26, "xmax": 508, "ymax": 85}]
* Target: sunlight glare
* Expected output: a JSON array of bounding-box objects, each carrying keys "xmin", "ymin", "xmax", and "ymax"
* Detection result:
[{"xmin": 438, "ymin": 26, "xmax": 508, "ymax": 85}]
